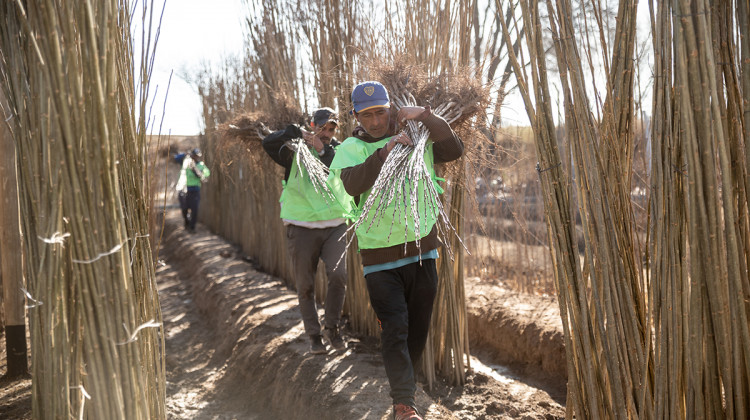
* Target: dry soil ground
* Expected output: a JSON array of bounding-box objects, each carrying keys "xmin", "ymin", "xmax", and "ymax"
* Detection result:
[{"xmin": 1, "ymin": 135, "xmax": 567, "ymax": 419}]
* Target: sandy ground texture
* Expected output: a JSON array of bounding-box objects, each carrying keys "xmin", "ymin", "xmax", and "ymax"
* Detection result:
[
  {"xmin": 465, "ymin": 276, "xmax": 567, "ymax": 397},
  {"xmin": 156, "ymin": 210, "xmax": 565, "ymax": 419},
  {"xmin": 0, "ymin": 347, "xmax": 30, "ymax": 419}
]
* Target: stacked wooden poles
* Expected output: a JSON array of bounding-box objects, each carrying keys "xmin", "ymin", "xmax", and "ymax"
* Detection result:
[{"xmin": 498, "ymin": 0, "xmax": 649, "ymax": 417}]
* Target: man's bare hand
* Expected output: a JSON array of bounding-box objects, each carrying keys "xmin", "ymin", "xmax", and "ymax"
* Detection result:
[
  {"xmin": 396, "ymin": 106, "xmax": 426, "ymax": 125},
  {"xmin": 301, "ymin": 128, "xmax": 324, "ymax": 153},
  {"xmin": 386, "ymin": 131, "xmax": 414, "ymax": 153}
]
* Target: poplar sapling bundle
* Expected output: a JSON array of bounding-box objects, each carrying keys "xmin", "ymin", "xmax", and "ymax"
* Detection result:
[
  {"xmin": 287, "ymin": 135, "xmax": 336, "ymax": 202},
  {"xmin": 344, "ymin": 89, "xmax": 466, "ymax": 259},
  {"xmin": 221, "ymin": 119, "xmax": 270, "ymax": 143},
  {"xmin": 215, "ymin": 114, "xmax": 272, "ymax": 175},
  {"xmin": 220, "ymin": 112, "xmax": 334, "ymax": 200}
]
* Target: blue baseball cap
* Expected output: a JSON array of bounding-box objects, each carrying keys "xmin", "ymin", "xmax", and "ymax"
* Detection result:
[{"xmin": 351, "ymin": 81, "xmax": 390, "ymax": 113}]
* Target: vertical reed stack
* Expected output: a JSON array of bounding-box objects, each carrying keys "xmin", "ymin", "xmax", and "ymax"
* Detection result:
[
  {"xmin": 500, "ymin": 0, "xmax": 750, "ymax": 417},
  {"xmin": 0, "ymin": 1, "xmax": 165, "ymax": 418}
]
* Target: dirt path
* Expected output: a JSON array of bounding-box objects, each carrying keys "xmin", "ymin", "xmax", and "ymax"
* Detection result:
[
  {"xmin": 0, "ymin": 338, "xmax": 31, "ymax": 419},
  {"xmin": 158, "ymin": 209, "xmax": 456, "ymax": 419},
  {"xmin": 157, "ymin": 209, "xmax": 565, "ymax": 419},
  {"xmin": 158, "ymin": 242, "xmax": 265, "ymax": 419},
  {"xmin": 465, "ymin": 276, "xmax": 567, "ymax": 398}
]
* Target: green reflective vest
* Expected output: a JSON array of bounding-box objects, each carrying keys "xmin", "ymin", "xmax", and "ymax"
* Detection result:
[
  {"xmin": 330, "ymin": 136, "xmax": 440, "ymax": 250},
  {"xmin": 182, "ymin": 158, "xmax": 210, "ymax": 188},
  {"xmin": 279, "ymin": 148, "xmax": 354, "ymax": 222}
]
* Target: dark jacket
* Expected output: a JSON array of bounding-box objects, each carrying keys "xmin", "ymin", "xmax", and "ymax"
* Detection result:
[{"xmin": 262, "ymin": 124, "xmax": 339, "ymax": 181}]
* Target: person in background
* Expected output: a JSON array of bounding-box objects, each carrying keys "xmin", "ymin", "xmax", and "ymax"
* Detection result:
[
  {"xmin": 174, "ymin": 148, "xmax": 211, "ymax": 233},
  {"xmin": 262, "ymin": 108, "xmax": 354, "ymax": 355},
  {"xmin": 330, "ymin": 81, "xmax": 463, "ymax": 420}
]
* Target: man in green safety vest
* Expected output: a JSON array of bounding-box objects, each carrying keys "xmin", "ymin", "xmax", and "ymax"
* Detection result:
[
  {"xmin": 262, "ymin": 108, "xmax": 354, "ymax": 355},
  {"xmin": 174, "ymin": 148, "xmax": 211, "ymax": 233},
  {"xmin": 330, "ymin": 81, "xmax": 463, "ymax": 420}
]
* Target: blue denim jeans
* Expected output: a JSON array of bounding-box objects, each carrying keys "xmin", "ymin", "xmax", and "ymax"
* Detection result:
[{"xmin": 364, "ymin": 259, "xmax": 438, "ymax": 407}]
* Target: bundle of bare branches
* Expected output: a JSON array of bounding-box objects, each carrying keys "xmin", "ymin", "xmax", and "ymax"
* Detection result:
[
  {"xmin": 214, "ymin": 91, "xmax": 305, "ymax": 162},
  {"xmin": 374, "ymin": 61, "xmax": 488, "ymax": 130},
  {"xmin": 287, "ymin": 137, "xmax": 336, "ymax": 202},
  {"xmin": 217, "ymin": 111, "xmax": 336, "ymax": 200},
  {"xmin": 218, "ymin": 113, "xmax": 271, "ymax": 144},
  {"xmin": 213, "ymin": 113, "xmax": 271, "ymax": 178},
  {"xmin": 0, "ymin": 0, "xmax": 166, "ymax": 418}
]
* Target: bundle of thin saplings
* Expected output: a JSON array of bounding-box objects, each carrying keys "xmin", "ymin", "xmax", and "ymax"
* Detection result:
[
  {"xmin": 216, "ymin": 92, "xmax": 304, "ymax": 152},
  {"xmin": 0, "ymin": 0, "xmax": 165, "ymax": 418},
  {"xmin": 219, "ymin": 113, "xmax": 271, "ymax": 143},
  {"xmin": 347, "ymin": 61, "xmax": 489, "ymax": 258},
  {"xmin": 289, "ymin": 136, "xmax": 338, "ymax": 201},
  {"xmin": 219, "ymin": 108, "xmax": 335, "ymax": 200}
]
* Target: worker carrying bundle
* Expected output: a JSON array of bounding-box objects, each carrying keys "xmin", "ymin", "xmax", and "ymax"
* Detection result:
[
  {"xmin": 330, "ymin": 81, "xmax": 464, "ymax": 420},
  {"xmin": 174, "ymin": 148, "xmax": 211, "ymax": 233},
  {"xmin": 262, "ymin": 107, "xmax": 355, "ymax": 355}
]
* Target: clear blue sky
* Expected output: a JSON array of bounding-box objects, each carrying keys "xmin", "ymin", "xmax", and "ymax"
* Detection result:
[{"xmin": 140, "ymin": 0, "xmax": 246, "ymax": 135}]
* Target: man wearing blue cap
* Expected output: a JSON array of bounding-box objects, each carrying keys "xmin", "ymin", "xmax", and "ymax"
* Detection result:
[
  {"xmin": 262, "ymin": 108, "xmax": 354, "ymax": 355},
  {"xmin": 330, "ymin": 81, "xmax": 464, "ymax": 420},
  {"xmin": 174, "ymin": 148, "xmax": 211, "ymax": 233}
]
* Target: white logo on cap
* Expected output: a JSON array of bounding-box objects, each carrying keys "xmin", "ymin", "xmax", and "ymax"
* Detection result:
[{"xmin": 364, "ymin": 86, "xmax": 375, "ymax": 96}]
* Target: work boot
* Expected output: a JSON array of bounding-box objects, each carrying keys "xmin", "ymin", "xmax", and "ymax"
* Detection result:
[
  {"xmin": 392, "ymin": 403, "xmax": 422, "ymax": 420},
  {"xmin": 323, "ymin": 327, "xmax": 346, "ymax": 351},
  {"xmin": 309, "ymin": 335, "xmax": 327, "ymax": 355}
]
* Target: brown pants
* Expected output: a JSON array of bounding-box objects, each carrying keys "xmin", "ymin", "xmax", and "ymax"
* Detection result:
[{"xmin": 286, "ymin": 223, "xmax": 348, "ymax": 336}]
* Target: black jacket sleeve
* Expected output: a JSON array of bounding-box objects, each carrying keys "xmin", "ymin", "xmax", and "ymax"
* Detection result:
[
  {"xmin": 262, "ymin": 124, "xmax": 339, "ymax": 181},
  {"xmin": 262, "ymin": 124, "xmax": 302, "ymax": 181},
  {"xmin": 262, "ymin": 124, "xmax": 301, "ymax": 167},
  {"xmin": 319, "ymin": 140, "xmax": 338, "ymax": 168}
]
